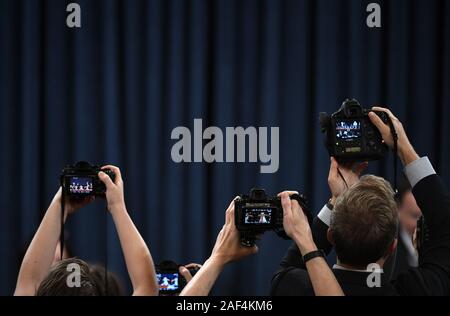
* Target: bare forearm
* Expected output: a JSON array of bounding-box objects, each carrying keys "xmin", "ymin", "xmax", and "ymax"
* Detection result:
[
  {"xmin": 306, "ymin": 258, "xmax": 344, "ymax": 296},
  {"xmin": 110, "ymin": 206, "xmax": 158, "ymax": 296},
  {"xmin": 180, "ymin": 256, "xmax": 225, "ymax": 296},
  {"xmin": 15, "ymin": 195, "xmax": 62, "ymax": 295},
  {"xmin": 398, "ymin": 141, "xmax": 419, "ymax": 166},
  {"xmin": 293, "ymin": 235, "xmax": 344, "ymax": 296}
]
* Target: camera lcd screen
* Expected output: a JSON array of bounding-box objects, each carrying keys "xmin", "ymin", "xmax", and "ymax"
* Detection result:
[
  {"xmin": 68, "ymin": 177, "xmax": 94, "ymax": 194},
  {"xmin": 335, "ymin": 120, "xmax": 361, "ymax": 140},
  {"xmin": 157, "ymin": 273, "xmax": 179, "ymax": 291},
  {"xmin": 243, "ymin": 208, "xmax": 273, "ymax": 225}
]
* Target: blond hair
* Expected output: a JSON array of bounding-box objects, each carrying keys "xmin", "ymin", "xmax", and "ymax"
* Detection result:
[{"xmin": 331, "ymin": 175, "xmax": 398, "ymax": 267}]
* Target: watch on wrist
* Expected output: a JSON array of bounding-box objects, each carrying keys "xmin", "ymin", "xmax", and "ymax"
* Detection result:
[{"xmin": 303, "ymin": 249, "xmax": 326, "ymax": 263}]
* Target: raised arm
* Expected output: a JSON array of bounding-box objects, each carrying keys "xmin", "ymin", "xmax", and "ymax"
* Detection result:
[
  {"xmin": 14, "ymin": 189, "xmax": 92, "ymax": 295},
  {"xmin": 98, "ymin": 166, "xmax": 158, "ymax": 296},
  {"xmin": 279, "ymin": 191, "xmax": 344, "ymax": 296},
  {"xmin": 180, "ymin": 199, "xmax": 258, "ymax": 296},
  {"xmin": 275, "ymin": 160, "xmax": 366, "ymax": 271},
  {"xmin": 315, "ymin": 159, "xmax": 368, "ymax": 251},
  {"xmin": 271, "ymin": 162, "xmax": 366, "ymax": 295},
  {"xmin": 370, "ymin": 107, "xmax": 450, "ymax": 295}
]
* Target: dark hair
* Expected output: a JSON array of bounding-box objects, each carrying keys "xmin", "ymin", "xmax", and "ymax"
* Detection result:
[
  {"xmin": 36, "ymin": 258, "xmax": 123, "ymax": 296},
  {"xmin": 89, "ymin": 264, "xmax": 123, "ymax": 296},
  {"xmin": 331, "ymin": 175, "xmax": 398, "ymax": 268}
]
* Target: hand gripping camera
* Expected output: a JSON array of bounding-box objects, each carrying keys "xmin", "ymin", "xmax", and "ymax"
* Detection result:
[
  {"xmin": 60, "ymin": 161, "xmax": 115, "ymax": 197},
  {"xmin": 155, "ymin": 260, "xmax": 200, "ymax": 295},
  {"xmin": 319, "ymin": 99, "xmax": 390, "ymax": 162},
  {"xmin": 234, "ymin": 188, "xmax": 311, "ymax": 247}
]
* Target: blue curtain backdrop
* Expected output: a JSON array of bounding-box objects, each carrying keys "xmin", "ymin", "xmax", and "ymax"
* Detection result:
[{"xmin": 1, "ymin": 0, "xmax": 449, "ymax": 295}]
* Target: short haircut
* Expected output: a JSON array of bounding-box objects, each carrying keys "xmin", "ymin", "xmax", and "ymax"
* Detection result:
[{"xmin": 331, "ymin": 175, "xmax": 398, "ymax": 268}]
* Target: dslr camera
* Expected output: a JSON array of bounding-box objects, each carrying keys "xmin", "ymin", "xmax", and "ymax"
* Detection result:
[
  {"xmin": 234, "ymin": 188, "xmax": 311, "ymax": 247},
  {"xmin": 60, "ymin": 161, "xmax": 115, "ymax": 197},
  {"xmin": 155, "ymin": 260, "xmax": 200, "ymax": 295},
  {"xmin": 319, "ymin": 99, "xmax": 390, "ymax": 162}
]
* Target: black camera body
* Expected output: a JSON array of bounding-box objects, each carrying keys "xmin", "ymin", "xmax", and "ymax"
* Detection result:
[
  {"xmin": 319, "ymin": 99, "xmax": 390, "ymax": 162},
  {"xmin": 60, "ymin": 161, "xmax": 115, "ymax": 197},
  {"xmin": 155, "ymin": 260, "xmax": 199, "ymax": 295},
  {"xmin": 234, "ymin": 188, "xmax": 311, "ymax": 247}
]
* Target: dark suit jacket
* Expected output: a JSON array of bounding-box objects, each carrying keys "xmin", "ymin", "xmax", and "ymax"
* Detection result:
[
  {"xmin": 271, "ymin": 174, "xmax": 450, "ymax": 296},
  {"xmin": 383, "ymin": 226, "xmax": 417, "ymax": 281}
]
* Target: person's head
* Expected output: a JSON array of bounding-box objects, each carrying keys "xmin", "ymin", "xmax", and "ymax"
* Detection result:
[
  {"xmin": 328, "ymin": 175, "xmax": 398, "ymax": 269},
  {"xmin": 89, "ymin": 264, "xmax": 123, "ymax": 296},
  {"xmin": 36, "ymin": 258, "xmax": 123, "ymax": 296},
  {"xmin": 397, "ymin": 177, "xmax": 422, "ymax": 236}
]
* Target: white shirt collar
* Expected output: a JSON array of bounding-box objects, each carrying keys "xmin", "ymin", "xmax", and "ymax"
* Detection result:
[{"xmin": 333, "ymin": 264, "xmax": 384, "ymax": 273}]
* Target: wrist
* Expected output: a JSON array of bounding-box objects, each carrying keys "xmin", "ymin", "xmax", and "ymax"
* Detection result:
[
  {"xmin": 207, "ymin": 254, "xmax": 229, "ymax": 270},
  {"xmin": 303, "ymin": 250, "xmax": 326, "ymax": 264},
  {"xmin": 299, "ymin": 242, "xmax": 318, "ymax": 256},
  {"xmin": 109, "ymin": 202, "xmax": 127, "ymax": 215},
  {"xmin": 293, "ymin": 234, "xmax": 317, "ymax": 255},
  {"xmin": 330, "ymin": 196, "xmax": 337, "ymax": 206},
  {"xmin": 398, "ymin": 141, "xmax": 419, "ymax": 166}
]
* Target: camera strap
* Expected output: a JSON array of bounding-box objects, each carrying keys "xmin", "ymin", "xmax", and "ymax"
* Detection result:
[
  {"xmin": 387, "ymin": 118, "xmax": 399, "ymax": 196},
  {"xmin": 59, "ymin": 188, "xmax": 109, "ymax": 295},
  {"xmin": 387, "ymin": 118, "xmax": 399, "ymax": 282}
]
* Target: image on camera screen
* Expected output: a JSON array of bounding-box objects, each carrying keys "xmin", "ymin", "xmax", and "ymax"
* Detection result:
[
  {"xmin": 244, "ymin": 208, "xmax": 272, "ymax": 225},
  {"xmin": 157, "ymin": 273, "xmax": 179, "ymax": 291},
  {"xmin": 68, "ymin": 177, "xmax": 93, "ymax": 194},
  {"xmin": 335, "ymin": 120, "xmax": 361, "ymax": 140}
]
